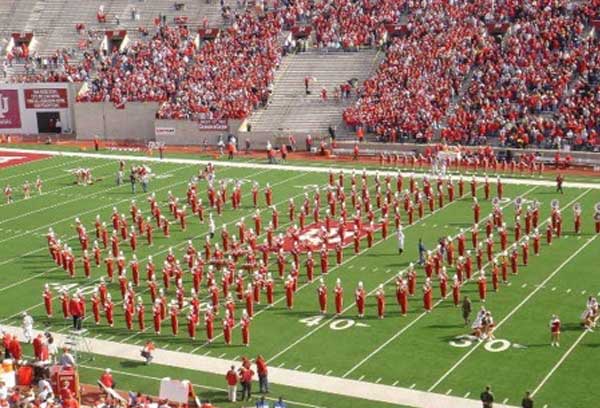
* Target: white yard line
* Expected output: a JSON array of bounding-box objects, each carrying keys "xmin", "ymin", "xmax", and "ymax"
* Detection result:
[
  {"xmin": 266, "ymin": 188, "xmax": 470, "ymax": 364},
  {"xmin": 0, "ymin": 165, "xmax": 278, "ymax": 293},
  {"xmin": 2, "ymin": 147, "xmax": 599, "ymax": 190},
  {"xmin": 531, "ymin": 330, "xmax": 589, "ymax": 397},
  {"xmin": 0, "ymin": 159, "xmax": 115, "ymax": 210},
  {"xmin": 0, "ymin": 160, "xmax": 149, "ymax": 226},
  {"xmin": 0, "ymin": 156, "xmax": 87, "ymax": 182},
  {"xmin": 428, "ymin": 231, "xmax": 597, "ymax": 392},
  {"xmin": 345, "ymin": 187, "xmax": 583, "ymax": 381},
  {"xmin": 0, "ymin": 163, "xmax": 195, "ymax": 245}
]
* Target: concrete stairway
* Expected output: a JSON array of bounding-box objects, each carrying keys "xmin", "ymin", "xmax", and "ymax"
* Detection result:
[{"xmin": 248, "ymin": 48, "xmax": 381, "ymax": 135}]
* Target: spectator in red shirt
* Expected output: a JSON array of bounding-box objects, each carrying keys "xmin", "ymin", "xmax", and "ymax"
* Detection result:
[
  {"xmin": 99, "ymin": 368, "xmax": 115, "ymax": 390},
  {"xmin": 239, "ymin": 366, "xmax": 254, "ymax": 402},
  {"xmin": 256, "ymin": 355, "xmax": 269, "ymax": 393},
  {"xmin": 225, "ymin": 365, "xmax": 238, "ymax": 402}
]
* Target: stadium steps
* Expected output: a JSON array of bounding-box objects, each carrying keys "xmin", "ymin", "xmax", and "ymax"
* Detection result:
[{"xmin": 248, "ymin": 48, "xmax": 381, "ymax": 135}]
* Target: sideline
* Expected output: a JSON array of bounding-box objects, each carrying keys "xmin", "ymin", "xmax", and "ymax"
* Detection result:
[
  {"xmin": 2, "ymin": 326, "xmax": 518, "ymax": 408},
  {"xmin": 2, "ymin": 147, "xmax": 599, "ymax": 190}
]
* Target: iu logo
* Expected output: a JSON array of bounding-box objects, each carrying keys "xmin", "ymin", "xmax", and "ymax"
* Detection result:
[{"xmin": 0, "ymin": 96, "xmax": 9, "ymax": 119}]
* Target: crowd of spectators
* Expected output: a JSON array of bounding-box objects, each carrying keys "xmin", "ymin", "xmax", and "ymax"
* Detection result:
[
  {"xmin": 343, "ymin": 0, "xmax": 489, "ymax": 143},
  {"xmin": 3, "ymin": 0, "xmax": 600, "ymax": 151},
  {"xmin": 341, "ymin": 0, "xmax": 600, "ymax": 151}
]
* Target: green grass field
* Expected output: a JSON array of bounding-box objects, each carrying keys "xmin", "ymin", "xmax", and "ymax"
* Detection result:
[{"xmin": 0, "ymin": 146, "xmax": 599, "ymax": 408}]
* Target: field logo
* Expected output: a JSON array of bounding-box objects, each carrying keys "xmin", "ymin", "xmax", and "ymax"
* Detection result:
[{"xmin": 282, "ymin": 221, "xmax": 380, "ymax": 252}]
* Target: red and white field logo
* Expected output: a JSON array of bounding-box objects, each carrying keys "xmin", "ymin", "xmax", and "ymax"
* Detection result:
[
  {"xmin": 0, "ymin": 151, "xmax": 50, "ymax": 169},
  {"xmin": 0, "ymin": 90, "xmax": 22, "ymax": 129},
  {"xmin": 282, "ymin": 221, "xmax": 380, "ymax": 252}
]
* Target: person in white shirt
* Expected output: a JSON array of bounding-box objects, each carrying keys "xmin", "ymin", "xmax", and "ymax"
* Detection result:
[
  {"xmin": 38, "ymin": 376, "xmax": 54, "ymax": 401},
  {"xmin": 396, "ymin": 226, "xmax": 405, "ymax": 255},
  {"xmin": 22, "ymin": 312, "xmax": 34, "ymax": 343}
]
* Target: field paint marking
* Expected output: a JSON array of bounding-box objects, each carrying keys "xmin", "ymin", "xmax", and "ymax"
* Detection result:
[
  {"xmin": 463, "ymin": 392, "xmax": 470, "ymax": 398},
  {"xmin": 0, "ymin": 159, "xmax": 164, "ymax": 227},
  {"xmin": 392, "ymin": 380, "xmax": 399, "ymax": 386},
  {"xmin": 106, "ymin": 335, "xmax": 116, "ymax": 341},
  {"xmin": 0, "ymin": 162, "xmax": 201, "ymax": 274},
  {"xmin": 375, "ymin": 377, "xmax": 382, "ymax": 384},
  {"xmin": 341, "ymin": 186, "xmax": 540, "ymax": 378},
  {"xmin": 294, "ymin": 365, "xmax": 302, "ymax": 370},
  {"xmin": 176, "ymin": 347, "xmax": 183, "ymax": 352},
  {"xmin": 358, "ymin": 375, "xmax": 365, "ymax": 381},
  {"xmin": 581, "ymin": 290, "xmax": 586, "ymax": 295},
  {"xmin": 0, "ymin": 161, "xmax": 240, "ymax": 247},
  {"xmin": 219, "ymin": 353, "xmax": 226, "ymax": 358},
  {"xmin": 277, "ymin": 362, "xmax": 285, "ymax": 368},
  {"xmin": 3, "ymin": 147, "xmax": 600, "ymax": 190},
  {"xmin": 531, "ymin": 330, "xmax": 589, "ymax": 397},
  {"xmin": 446, "ymin": 389, "xmax": 453, "ymax": 395},
  {"xmin": 410, "ymin": 384, "xmax": 416, "ymax": 389},
  {"xmin": 522, "ymin": 283, "xmax": 527, "ymax": 288},
  {"xmin": 0, "ymin": 156, "xmax": 87, "ymax": 183},
  {"xmin": 551, "ymin": 287, "xmax": 556, "ymax": 291},
  {"xmin": 309, "ymin": 367, "xmax": 316, "ymax": 373},
  {"xmin": 503, "ymin": 398, "xmax": 509, "ymax": 404},
  {"xmin": 325, "ymin": 370, "xmax": 332, "ymax": 375},
  {"xmin": 566, "ymin": 289, "xmax": 572, "ymax": 294},
  {"xmin": 134, "ymin": 339, "xmax": 142, "ymax": 345},
  {"xmin": 429, "ymin": 231, "xmax": 597, "ymax": 392},
  {"xmin": 0, "ymin": 160, "xmax": 115, "ymax": 210},
  {"xmin": 203, "ymin": 350, "xmax": 211, "ymax": 356}
]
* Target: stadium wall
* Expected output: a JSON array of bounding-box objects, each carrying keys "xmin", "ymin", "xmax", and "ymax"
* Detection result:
[
  {"xmin": 74, "ymin": 101, "xmax": 159, "ymax": 142},
  {"xmin": 0, "ymin": 83, "xmax": 77, "ymax": 134}
]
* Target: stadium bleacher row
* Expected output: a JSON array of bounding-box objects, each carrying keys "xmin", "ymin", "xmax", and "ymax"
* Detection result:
[{"xmin": 0, "ymin": 0, "xmax": 599, "ymax": 151}]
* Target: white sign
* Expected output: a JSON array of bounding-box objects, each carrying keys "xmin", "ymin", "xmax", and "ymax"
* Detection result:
[
  {"xmin": 159, "ymin": 378, "xmax": 189, "ymax": 403},
  {"xmin": 155, "ymin": 127, "xmax": 176, "ymax": 138}
]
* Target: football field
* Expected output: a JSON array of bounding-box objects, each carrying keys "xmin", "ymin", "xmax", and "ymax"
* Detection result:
[{"xmin": 0, "ymin": 146, "xmax": 599, "ymax": 408}]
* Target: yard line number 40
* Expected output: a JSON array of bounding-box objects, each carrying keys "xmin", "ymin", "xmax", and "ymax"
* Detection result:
[{"xmin": 299, "ymin": 315, "xmax": 369, "ymax": 331}]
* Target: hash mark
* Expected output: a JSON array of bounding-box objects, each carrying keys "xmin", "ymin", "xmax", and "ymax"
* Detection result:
[
  {"xmin": 358, "ymin": 375, "xmax": 365, "ymax": 381},
  {"xmin": 373, "ymin": 267, "xmax": 378, "ymax": 272},
  {"xmin": 522, "ymin": 283, "xmax": 527, "ymax": 288},
  {"xmin": 277, "ymin": 362, "xmax": 285, "ymax": 368},
  {"xmin": 309, "ymin": 367, "xmax": 316, "ymax": 373},
  {"xmin": 464, "ymin": 392, "xmax": 471, "ymax": 398},
  {"xmin": 204, "ymin": 351, "xmax": 211, "ymax": 356},
  {"xmin": 134, "ymin": 339, "xmax": 142, "ymax": 345},
  {"xmin": 566, "ymin": 289, "xmax": 572, "ymax": 294},
  {"xmin": 446, "ymin": 389, "xmax": 452, "ymax": 395},
  {"xmin": 233, "ymin": 355, "xmax": 239, "ymax": 360},
  {"xmin": 581, "ymin": 290, "xmax": 586, "ymax": 295},
  {"xmin": 360, "ymin": 266, "xmax": 366, "ymax": 271},
  {"xmin": 294, "ymin": 365, "xmax": 302, "ymax": 370},
  {"xmin": 385, "ymin": 269, "xmax": 392, "ymax": 273},
  {"xmin": 503, "ymin": 398, "xmax": 509, "ymax": 404},
  {"xmin": 392, "ymin": 380, "xmax": 399, "ymax": 386},
  {"xmin": 163, "ymin": 344, "xmax": 170, "ymax": 349},
  {"xmin": 375, "ymin": 377, "xmax": 382, "ymax": 384},
  {"xmin": 219, "ymin": 353, "xmax": 226, "ymax": 358},
  {"xmin": 175, "ymin": 347, "xmax": 182, "ymax": 352},
  {"xmin": 410, "ymin": 383, "xmax": 416, "ymax": 389},
  {"xmin": 551, "ymin": 287, "xmax": 556, "ymax": 291},
  {"xmin": 325, "ymin": 370, "xmax": 332, "ymax": 375}
]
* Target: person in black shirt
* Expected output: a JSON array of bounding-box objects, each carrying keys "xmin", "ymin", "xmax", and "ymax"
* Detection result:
[
  {"xmin": 521, "ymin": 391, "xmax": 534, "ymax": 408},
  {"xmin": 480, "ymin": 385, "xmax": 494, "ymax": 408}
]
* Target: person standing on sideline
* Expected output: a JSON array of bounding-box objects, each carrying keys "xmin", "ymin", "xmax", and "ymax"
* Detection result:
[
  {"xmin": 480, "ymin": 385, "xmax": 494, "ymax": 408},
  {"xmin": 225, "ymin": 365, "xmax": 238, "ymax": 402},
  {"xmin": 239, "ymin": 365, "xmax": 255, "ymax": 401},
  {"xmin": 462, "ymin": 296, "xmax": 472, "ymax": 326},
  {"xmin": 256, "ymin": 355, "xmax": 269, "ymax": 393},
  {"xmin": 22, "ymin": 312, "xmax": 34, "ymax": 343},
  {"xmin": 397, "ymin": 226, "xmax": 405, "ymax": 255},
  {"xmin": 418, "ymin": 238, "xmax": 426, "ymax": 265},
  {"xmin": 521, "ymin": 391, "xmax": 534, "ymax": 408}
]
